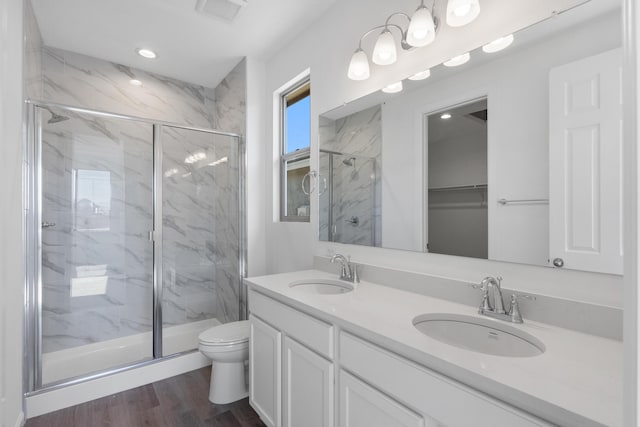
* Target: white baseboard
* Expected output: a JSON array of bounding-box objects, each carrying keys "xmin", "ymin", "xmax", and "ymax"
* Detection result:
[
  {"xmin": 26, "ymin": 352, "xmax": 210, "ymax": 419},
  {"xmin": 14, "ymin": 411, "xmax": 24, "ymax": 427}
]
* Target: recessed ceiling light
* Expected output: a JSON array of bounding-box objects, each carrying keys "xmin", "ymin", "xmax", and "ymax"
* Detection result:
[
  {"xmin": 444, "ymin": 52, "xmax": 470, "ymax": 67},
  {"xmin": 381, "ymin": 81, "xmax": 403, "ymax": 94},
  {"xmin": 408, "ymin": 69, "xmax": 431, "ymax": 81},
  {"xmin": 441, "ymin": 113, "xmax": 452, "ymax": 119},
  {"xmin": 129, "ymin": 79, "xmax": 142, "ymax": 86},
  {"xmin": 482, "ymin": 34, "xmax": 514, "ymax": 53},
  {"xmin": 136, "ymin": 48, "xmax": 157, "ymax": 59}
]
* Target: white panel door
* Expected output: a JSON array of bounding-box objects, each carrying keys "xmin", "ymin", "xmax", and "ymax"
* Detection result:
[
  {"xmin": 339, "ymin": 371, "xmax": 429, "ymax": 427},
  {"xmin": 249, "ymin": 315, "xmax": 282, "ymax": 427},
  {"xmin": 549, "ymin": 48, "xmax": 623, "ymax": 274},
  {"xmin": 283, "ymin": 336, "xmax": 334, "ymax": 427}
]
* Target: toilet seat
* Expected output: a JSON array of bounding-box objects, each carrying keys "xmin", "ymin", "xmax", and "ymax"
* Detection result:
[{"xmin": 198, "ymin": 320, "xmax": 249, "ymax": 346}]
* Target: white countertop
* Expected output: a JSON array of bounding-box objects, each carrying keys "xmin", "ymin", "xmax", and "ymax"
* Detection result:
[{"xmin": 246, "ymin": 269, "xmax": 622, "ymax": 427}]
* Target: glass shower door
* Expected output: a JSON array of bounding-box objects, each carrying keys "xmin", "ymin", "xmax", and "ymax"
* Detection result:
[
  {"xmin": 319, "ymin": 151, "xmax": 376, "ymax": 246},
  {"xmin": 159, "ymin": 126, "xmax": 241, "ymax": 356},
  {"xmin": 38, "ymin": 106, "xmax": 154, "ymax": 386}
]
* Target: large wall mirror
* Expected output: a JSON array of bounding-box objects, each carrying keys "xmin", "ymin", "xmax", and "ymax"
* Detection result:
[{"xmin": 318, "ymin": 0, "xmax": 623, "ymax": 275}]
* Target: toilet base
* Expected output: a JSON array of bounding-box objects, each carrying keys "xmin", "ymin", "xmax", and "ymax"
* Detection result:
[{"xmin": 209, "ymin": 361, "xmax": 248, "ymax": 404}]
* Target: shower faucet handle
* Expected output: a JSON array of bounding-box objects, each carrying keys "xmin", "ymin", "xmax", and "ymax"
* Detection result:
[{"xmin": 41, "ymin": 221, "xmax": 56, "ymax": 228}]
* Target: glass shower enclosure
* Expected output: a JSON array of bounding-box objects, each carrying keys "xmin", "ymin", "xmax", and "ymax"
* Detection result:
[
  {"xmin": 24, "ymin": 102, "xmax": 245, "ymax": 391},
  {"xmin": 318, "ymin": 149, "xmax": 376, "ymax": 246}
]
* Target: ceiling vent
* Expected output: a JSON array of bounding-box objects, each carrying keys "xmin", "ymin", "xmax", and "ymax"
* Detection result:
[{"xmin": 195, "ymin": 0, "xmax": 248, "ymax": 22}]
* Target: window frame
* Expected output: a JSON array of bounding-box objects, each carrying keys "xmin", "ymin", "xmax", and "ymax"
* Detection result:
[{"xmin": 279, "ymin": 78, "xmax": 311, "ymax": 222}]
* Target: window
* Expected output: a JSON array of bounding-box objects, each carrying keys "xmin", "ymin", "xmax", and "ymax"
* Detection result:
[{"xmin": 280, "ymin": 79, "xmax": 311, "ymax": 221}]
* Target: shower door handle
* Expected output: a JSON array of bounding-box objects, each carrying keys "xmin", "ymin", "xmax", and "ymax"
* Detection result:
[{"xmin": 41, "ymin": 221, "xmax": 56, "ymax": 228}]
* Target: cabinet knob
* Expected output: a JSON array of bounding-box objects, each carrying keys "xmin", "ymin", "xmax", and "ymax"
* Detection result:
[{"xmin": 552, "ymin": 258, "xmax": 564, "ymax": 268}]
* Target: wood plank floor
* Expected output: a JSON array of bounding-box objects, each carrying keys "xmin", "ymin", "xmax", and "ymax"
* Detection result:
[{"xmin": 25, "ymin": 367, "xmax": 266, "ymax": 427}]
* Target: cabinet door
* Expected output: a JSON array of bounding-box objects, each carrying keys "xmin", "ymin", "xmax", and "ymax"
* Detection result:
[
  {"xmin": 250, "ymin": 315, "xmax": 282, "ymax": 427},
  {"xmin": 283, "ymin": 336, "xmax": 334, "ymax": 427},
  {"xmin": 340, "ymin": 371, "xmax": 428, "ymax": 427},
  {"xmin": 549, "ymin": 48, "xmax": 623, "ymax": 274}
]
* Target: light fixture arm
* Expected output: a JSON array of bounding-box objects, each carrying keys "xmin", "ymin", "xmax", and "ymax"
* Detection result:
[
  {"xmin": 384, "ymin": 12, "xmax": 411, "ymax": 27},
  {"xmin": 357, "ymin": 23, "xmax": 413, "ymax": 51}
]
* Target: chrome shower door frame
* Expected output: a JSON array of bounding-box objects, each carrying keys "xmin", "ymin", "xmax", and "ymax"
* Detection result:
[{"xmin": 24, "ymin": 100, "xmax": 246, "ymax": 394}]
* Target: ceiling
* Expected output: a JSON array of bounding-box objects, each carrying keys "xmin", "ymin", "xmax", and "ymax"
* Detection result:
[{"xmin": 30, "ymin": 0, "xmax": 339, "ymax": 88}]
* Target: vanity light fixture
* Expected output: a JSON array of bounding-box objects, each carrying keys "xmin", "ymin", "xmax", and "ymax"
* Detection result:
[
  {"xmin": 347, "ymin": 48, "xmax": 370, "ymax": 80},
  {"xmin": 408, "ymin": 69, "xmax": 431, "ymax": 80},
  {"xmin": 443, "ymin": 52, "xmax": 470, "ymax": 67},
  {"xmin": 446, "ymin": 0, "xmax": 481, "ymax": 27},
  {"xmin": 382, "ymin": 81, "xmax": 403, "ymax": 94},
  {"xmin": 440, "ymin": 113, "xmax": 452, "ymax": 119},
  {"xmin": 347, "ymin": 0, "xmax": 439, "ymax": 80},
  {"xmin": 482, "ymin": 34, "xmax": 514, "ymax": 53},
  {"xmin": 372, "ymin": 29, "xmax": 398, "ymax": 65},
  {"xmin": 136, "ymin": 48, "xmax": 157, "ymax": 59},
  {"xmin": 129, "ymin": 79, "xmax": 142, "ymax": 87},
  {"xmin": 406, "ymin": 1, "xmax": 437, "ymax": 47}
]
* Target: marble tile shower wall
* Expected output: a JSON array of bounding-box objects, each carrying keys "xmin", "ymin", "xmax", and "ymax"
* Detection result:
[
  {"xmin": 319, "ymin": 106, "xmax": 382, "ymax": 246},
  {"xmin": 40, "ymin": 110, "xmax": 154, "ymax": 352},
  {"xmin": 214, "ymin": 59, "xmax": 246, "ymax": 135},
  {"xmin": 32, "ymin": 41, "xmax": 246, "ymax": 353},
  {"xmin": 42, "ymin": 47, "xmax": 218, "ymax": 127},
  {"xmin": 161, "ymin": 127, "xmax": 240, "ymax": 329}
]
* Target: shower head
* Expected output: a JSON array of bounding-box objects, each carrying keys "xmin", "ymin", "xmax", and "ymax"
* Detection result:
[
  {"xmin": 47, "ymin": 110, "xmax": 69, "ymax": 124},
  {"xmin": 342, "ymin": 157, "xmax": 356, "ymax": 167}
]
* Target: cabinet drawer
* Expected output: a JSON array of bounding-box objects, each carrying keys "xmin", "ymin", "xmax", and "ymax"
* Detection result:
[
  {"xmin": 249, "ymin": 289, "xmax": 334, "ymax": 358},
  {"xmin": 339, "ymin": 332, "xmax": 551, "ymax": 427},
  {"xmin": 340, "ymin": 370, "xmax": 427, "ymax": 427}
]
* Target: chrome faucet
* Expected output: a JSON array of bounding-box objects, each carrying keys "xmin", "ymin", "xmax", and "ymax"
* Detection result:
[
  {"xmin": 330, "ymin": 254, "xmax": 359, "ymax": 283},
  {"xmin": 483, "ymin": 276, "xmax": 506, "ymax": 314},
  {"xmin": 473, "ymin": 276, "xmax": 535, "ymax": 323}
]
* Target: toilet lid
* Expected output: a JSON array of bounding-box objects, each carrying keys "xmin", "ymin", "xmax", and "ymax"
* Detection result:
[{"xmin": 199, "ymin": 320, "xmax": 250, "ymax": 345}]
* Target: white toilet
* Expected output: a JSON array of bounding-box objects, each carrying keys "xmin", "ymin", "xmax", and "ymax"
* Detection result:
[{"xmin": 198, "ymin": 320, "xmax": 250, "ymax": 404}]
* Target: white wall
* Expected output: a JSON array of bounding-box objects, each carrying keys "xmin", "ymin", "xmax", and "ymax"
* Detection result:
[
  {"xmin": 623, "ymin": 0, "xmax": 640, "ymax": 424},
  {"xmin": 246, "ymin": 57, "xmax": 268, "ymax": 277},
  {"xmin": 0, "ymin": 0, "xmax": 25, "ymax": 425},
  {"xmin": 261, "ymin": 0, "xmax": 623, "ymax": 307}
]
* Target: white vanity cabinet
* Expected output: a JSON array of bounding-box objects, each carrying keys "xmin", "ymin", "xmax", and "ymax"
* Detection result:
[
  {"xmin": 339, "ymin": 370, "xmax": 428, "ymax": 427},
  {"xmin": 340, "ymin": 332, "xmax": 552, "ymax": 427},
  {"xmin": 249, "ymin": 289, "xmax": 553, "ymax": 427},
  {"xmin": 249, "ymin": 314, "xmax": 281, "ymax": 427},
  {"xmin": 249, "ymin": 289, "xmax": 335, "ymax": 427},
  {"xmin": 283, "ymin": 336, "xmax": 334, "ymax": 427}
]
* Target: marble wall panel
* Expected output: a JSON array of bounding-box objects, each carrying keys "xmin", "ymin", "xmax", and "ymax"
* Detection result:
[
  {"xmin": 161, "ymin": 127, "xmax": 240, "ymax": 330},
  {"xmin": 40, "ymin": 108, "xmax": 155, "ymax": 353},
  {"xmin": 213, "ymin": 59, "xmax": 246, "ymax": 136},
  {"xmin": 319, "ymin": 105, "xmax": 382, "ymax": 246},
  {"xmin": 42, "ymin": 47, "xmax": 216, "ymax": 128}
]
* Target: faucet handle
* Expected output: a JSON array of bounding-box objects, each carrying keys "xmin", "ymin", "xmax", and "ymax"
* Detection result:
[
  {"xmin": 352, "ymin": 263, "xmax": 360, "ymax": 283},
  {"xmin": 508, "ymin": 293, "xmax": 536, "ymax": 323},
  {"xmin": 472, "ymin": 283, "xmax": 492, "ymax": 312}
]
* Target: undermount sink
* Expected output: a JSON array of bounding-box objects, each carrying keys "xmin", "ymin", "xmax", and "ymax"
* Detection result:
[
  {"xmin": 413, "ymin": 313, "xmax": 545, "ymax": 357},
  {"xmin": 289, "ymin": 279, "xmax": 354, "ymax": 294}
]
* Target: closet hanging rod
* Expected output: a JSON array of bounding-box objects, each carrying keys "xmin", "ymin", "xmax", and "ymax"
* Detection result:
[
  {"xmin": 498, "ymin": 198, "xmax": 549, "ymax": 205},
  {"xmin": 428, "ymin": 184, "xmax": 487, "ymax": 192}
]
